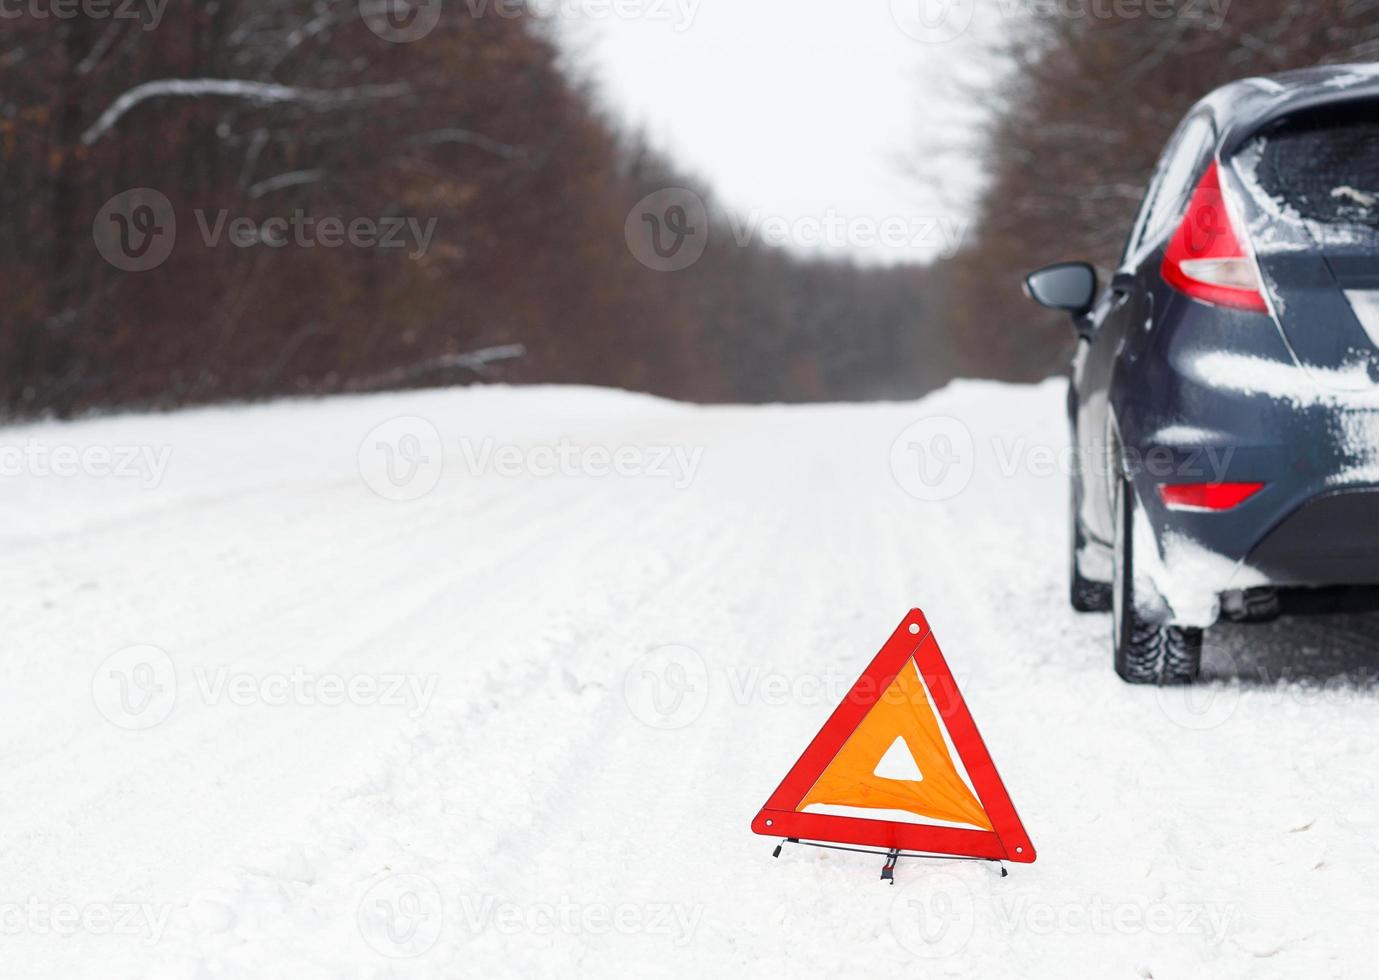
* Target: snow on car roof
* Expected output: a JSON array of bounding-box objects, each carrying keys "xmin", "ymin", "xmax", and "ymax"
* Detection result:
[{"xmin": 1191, "ymin": 64, "xmax": 1379, "ymax": 157}]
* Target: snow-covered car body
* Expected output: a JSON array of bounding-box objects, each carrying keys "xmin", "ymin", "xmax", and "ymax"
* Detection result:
[{"xmin": 1026, "ymin": 65, "xmax": 1379, "ymax": 682}]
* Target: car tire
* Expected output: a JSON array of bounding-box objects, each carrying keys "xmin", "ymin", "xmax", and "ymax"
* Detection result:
[
  {"xmin": 1112, "ymin": 473, "xmax": 1202, "ymax": 684},
  {"xmin": 1070, "ymin": 480, "xmax": 1112, "ymax": 613}
]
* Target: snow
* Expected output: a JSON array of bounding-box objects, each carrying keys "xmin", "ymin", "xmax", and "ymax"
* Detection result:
[
  {"xmin": 81, "ymin": 79, "xmax": 411, "ymax": 145},
  {"xmin": 1187, "ymin": 351, "xmax": 1376, "ymax": 407},
  {"xmin": 1346, "ymin": 290, "xmax": 1379, "ymax": 350},
  {"xmin": 1233, "ymin": 137, "xmax": 1379, "ymax": 254},
  {"xmin": 872, "ymin": 737, "xmax": 925, "ymax": 781},
  {"xmin": 1183, "ymin": 350, "xmax": 1379, "ymax": 503},
  {"xmin": 1147, "ymin": 529, "xmax": 1270, "ymax": 628},
  {"xmin": 1150, "ymin": 423, "xmax": 1227, "ymax": 445},
  {"xmin": 3, "ymin": 379, "xmax": 1379, "ymax": 978},
  {"xmin": 1233, "ymin": 139, "xmax": 1304, "ymax": 232},
  {"xmin": 1331, "ymin": 186, "xmax": 1378, "ymax": 209},
  {"xmin": 1323, "ymin": 66, "xmax": 1379, "ymax": 89}
]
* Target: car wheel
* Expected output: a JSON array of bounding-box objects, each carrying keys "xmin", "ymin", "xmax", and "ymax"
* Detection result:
[
  {"xmin": 1070, "ymin": 479, "xmax": 1112, "ymax": 613},
  {"xmin": 1112, "ymin": 473, "xmax": 1202, "ymax": 684}
]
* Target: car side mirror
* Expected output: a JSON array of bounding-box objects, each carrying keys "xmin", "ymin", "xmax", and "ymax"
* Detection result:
[{"xmin": 1023, "ymin": 262, "xmax": 1097, "ymax": 317}]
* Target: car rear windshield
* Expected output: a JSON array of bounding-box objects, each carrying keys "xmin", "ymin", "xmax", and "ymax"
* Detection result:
[{"xmin": 1251, "ymin": 101, "xmax": 1379, "ymax": 228}]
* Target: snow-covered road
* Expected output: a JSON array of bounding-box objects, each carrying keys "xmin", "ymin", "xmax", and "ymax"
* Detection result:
[{"xmin": 3, "ymin": 380, "xmax": 1377, "ymax": 978}]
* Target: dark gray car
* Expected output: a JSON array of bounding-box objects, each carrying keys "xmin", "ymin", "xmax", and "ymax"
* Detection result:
[{"xmin": 1025, "ymin": 65, "xmax": 1379, "ymax": 684}]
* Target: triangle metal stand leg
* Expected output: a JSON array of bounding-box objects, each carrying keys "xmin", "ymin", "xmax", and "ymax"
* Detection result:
[
  {"xmin": 880, "ymin": 848, "xmax": 900, "ymax": 884},
  {"xmin": 771, "ymin": 838, "xmax": 1010, "ymax": 883}
]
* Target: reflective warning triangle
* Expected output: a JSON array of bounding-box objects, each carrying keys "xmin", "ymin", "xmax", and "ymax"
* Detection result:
[{"xmin": 752, "ymin": 609, "xmax": 1035, "ymax": 863}]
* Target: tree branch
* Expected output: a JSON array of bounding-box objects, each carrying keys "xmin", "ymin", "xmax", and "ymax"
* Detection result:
[{"xmin": 82, "ymin": 78, "xmax": 411, "ymax": 145}]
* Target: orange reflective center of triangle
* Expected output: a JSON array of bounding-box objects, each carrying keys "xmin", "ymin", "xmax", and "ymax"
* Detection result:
[{"xmin": 798, "ymin": 658, "xmax": 993, "ymax": 830}]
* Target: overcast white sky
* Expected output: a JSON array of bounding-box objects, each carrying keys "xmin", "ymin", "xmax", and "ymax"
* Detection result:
[{"xmin": 554, "ymin": 0, "xmax": 1004, "ymax": 265}]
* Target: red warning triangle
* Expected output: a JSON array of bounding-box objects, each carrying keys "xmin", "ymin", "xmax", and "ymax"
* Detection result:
[{"xmin": 752, "ymin": 609, "xmax": 1035, "ymax": 863}]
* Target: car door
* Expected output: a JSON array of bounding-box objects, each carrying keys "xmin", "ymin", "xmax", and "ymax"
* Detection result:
[{"xmin": 1075, "ymin": 113, "xmax": 1217, "ymax": 543}]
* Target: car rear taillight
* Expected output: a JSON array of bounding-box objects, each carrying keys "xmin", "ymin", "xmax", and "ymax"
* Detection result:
[
  {"xmin": 1161, "ymin": 161, "xmax": 1269, "ymax": 314},
  {"xmin": 1159, "ymin": 482, "xmax": 1265, "ymax": 512}
]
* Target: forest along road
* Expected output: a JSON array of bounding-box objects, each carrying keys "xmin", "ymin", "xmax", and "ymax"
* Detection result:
[{"xmin": 0, "ymin": 380, "xmax": 1376, "ymax": 978}]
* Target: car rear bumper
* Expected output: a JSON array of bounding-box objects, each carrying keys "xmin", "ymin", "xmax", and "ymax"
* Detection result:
[
  {"xmin": 1113, "ymin": 309, "xmax": 1379, "ymax": 623},
  {"xmin": 1246, "ymin": 488, "xmax": 1379, "ymax": 584},
  {"xmin": 1124, "ymin": 452, "xmax": 1379, "ymax": 625}
]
